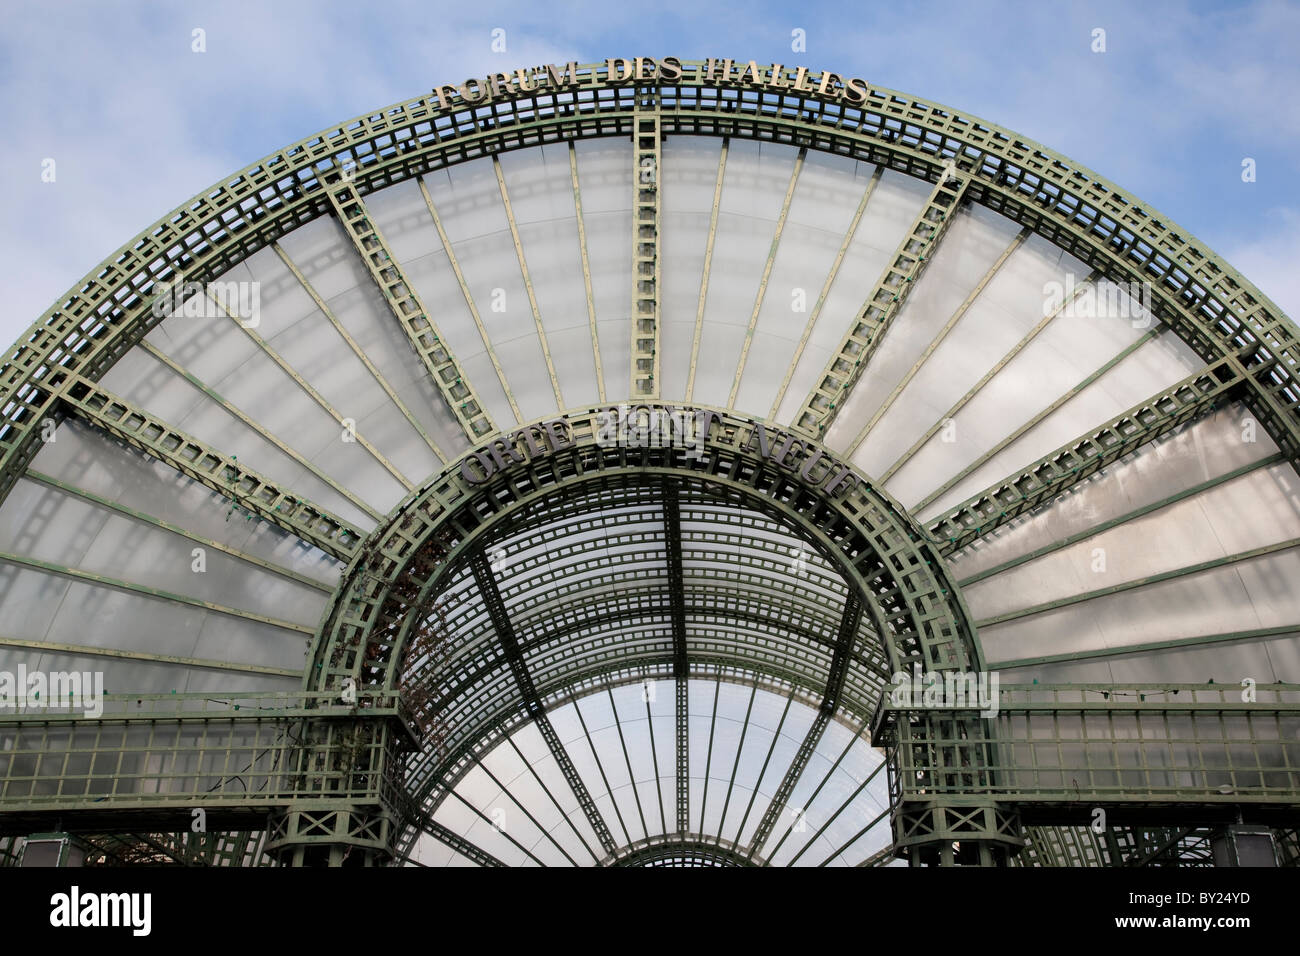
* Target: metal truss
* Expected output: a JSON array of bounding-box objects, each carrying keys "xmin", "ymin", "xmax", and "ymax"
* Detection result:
[
  {"xmin": 55, "ymin": 372, "xmax": 363, "ymax": 562},
  {"xmin": 794, "ymin": 174, "xmax": 969, "ymax": 439},
  {"xmin": 3, "ymin": 59, "xmax": 1296, "ymax": 523},
  {"xmin": 926, "ymin": 356, "xmax": 1245, "ymax": 554},
  {"xmin": 873, "ymin": 683, "xmax": 1300, "ymax": 828},
  {"xmin": 466, "ymin": 548, "xmax": 619, "ymax": 855},
  {"xmin": 631, "ymin": 85, "xmax": 662, "ymax": 398},
  {"xmin": 0, "ymin": 691, "xmax": 412, "ymax": 843},
  {"xmin": 662, "ymin": 481, "xmax": 690, "ymax": 833},
  {"xmin": 326, "ymin": 182, "xmax": 496, "ymax": 441}
]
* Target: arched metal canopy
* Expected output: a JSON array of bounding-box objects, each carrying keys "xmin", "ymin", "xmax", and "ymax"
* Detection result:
[{"xmin": 1, "ymin": 59, "xmax": 1299, "ymax": 868}]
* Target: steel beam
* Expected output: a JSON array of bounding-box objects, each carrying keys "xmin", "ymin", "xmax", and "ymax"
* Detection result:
[
  {"xmin": 928, "ymin": 356, "xmax": 1247, "ymax": 554},
  {"xmin": 662, "ymin": 481, "xmax": 690, "ymax": 833},
  {"xmin": 418, "ymin": 178, "xmax": 522, "ymax": 422},
  {"xmin": 273, "ymin": 242, "xmax": 447, "ymax": 463},
  {"xmin": 203, "ymin": 286, "xmax": 414, "ymax": 492},
  {"xmin": 958, "ymin": 452, "xmax": 1285, "ymax": 587},
  {"xmin": 879, "ymin": 270, "xmax": 1102, "ymax": 484},
  {"xmin": 493, "ymin": 157, "xmax": 565, "ymax": 409},
  {"xmin": 0, "ymin": 550, "xmax": 312, "ymax": 634},
  {"xmin": 327, "ymin": 182, "xmax": 496, "ymax": 440},
  {"xmin": 631, "ymin": 86, "xmax": 662, "ymax": 398},
  {"xmin": 976, "ymin": 536, "xmax": 1300, "ymax": 629},
  {"xmin": 794, "ymin": 173, "xmax": 969, "ymax": 439},
  {"xmin": 770, "ymin": 165, "xmax": 883, "ymax": 420},
  {"xmin": 0, "ymin": 634, "xmax": 299, "ymax": 678},
  {"xmin": 569, "ymin": 143, "xmax": 607, "ymax": 403},
  {"xmin": 747, "ymin": 594, "xmax": 863, "ymax": 857},
  {"xmin": 992, "ymin": 623, "xmax": 1300, "ymax": 671},
  {"xmin": 56, "ymin": 373, "xmax": 362, "ymax": 562},
  {"xmin": 139, "ymin": 340, "xmax": 381, "ymax": 521},
  {"xmin": 26, "ymin": 468, "xmax": 335, "ymax": 593},
  {"xmin": 686, "ymin": 140, "xmax": 728, "ymax": 402},
  {"xmin": 728, "ymin": 148, "xmax": 805, "ymax": 406},
  {"xmin": 467, "ymin": 549, "xmax": 618, "ymax": 855},
  {"xmin": 413, "ymin": 814, "xmax": 507, "ymax": 867},
  {"xmin": 914, "ymin": 328, "xmax": 1161, "ymax": 515}
]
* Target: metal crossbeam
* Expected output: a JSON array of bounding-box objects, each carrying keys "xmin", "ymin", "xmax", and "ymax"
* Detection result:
[
  {"xmin": 928, "ymin": 357, "xmax": 1247, "ymax": 554},
  {"xmin": 417, "ymin": 178, "xmax": 521, "ymax": 422},
  {"xmin": 326, "ymin": 182, "xmax": 496, "ymax": 440},
  {"xmin": 56, "ymin": 373, "xmax": 362, "ymax": 562},
  {"xmin": 0, "ymin": 550, "xmax": 312, "ymax": 634},
  {"xmin": 0, "ymin": 633, "xmax": 298, "ymax": 678},
  {"xmin": 976, "ymin": 537, "xmax": 1300, "ymax": 629},
  {"xmin": 273, "ymin": 242, "xmax": 447, "ymax": 463},
  {"xmin": 631, "ymin": 86, "xmax": 662, "ymax": 397},
  {"xmin": 794, "ymin": 174, "xmax": 969, "ymax": 438},
  {"xmin": 958, "ymin": 452, "xmax": 1286, "ymax": 588},
  {"xmin": 413, "ymin": 814, "xmax": 507, "ymax": 867},
  {"xmin": 467, "ymin": 549, "xmax": 618, "ymax": 855},
  {"xmin": 569, "ymin": 143, "xmax": 607, "ymax": 403},
  {"xmin": 913, "ymin": 328, "xmax": 1160, "ymax": 515},
  {"xmin": 729, "ymin": 148, "xmax": 805, "ymax": 406},
  {"xmin": 138, "ymin": 339, "xmax": 382, "ymax": 521},
  {"xmin": 748, "ymin": 594, "xmax": 862, "ymax": 857},
  {"xmin": 662, "ymin": 481, "xmax": 690, "ymax": 834},
  {"xmin": 494, "ymin": 157, "xmax": 564, "ymax": 409},
  {"xmin": 879, "ymin": 270, "xmax": 1102, "ymax": 484},
  {"xmin": 877, "ymin": 683, "xmax": 1300, "ymax": 816},
  {"xmin": 202, "ymin": 287, "xmax": 414, "ymax": 491},
  {"xmin": 26, "ymin": 468, "xmax": 334, "ymax": 593}
]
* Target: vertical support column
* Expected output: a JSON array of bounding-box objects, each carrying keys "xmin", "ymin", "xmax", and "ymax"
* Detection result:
[
  {"xmin": 872, "ymin": 704, "xmax": 1022, "ymax": 866},
  {"xmin": 266, "ymin": 715, "xmax": 408, "ymax": 868},
  {"xmin": 631, "ymin": 85, "xmax": 662, "ymax": 398}
]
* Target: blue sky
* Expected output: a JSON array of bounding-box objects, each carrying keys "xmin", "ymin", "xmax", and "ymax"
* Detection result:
[{"xmin": 2, "ymin": 0, "xmax": 1298, "ymax": 350}]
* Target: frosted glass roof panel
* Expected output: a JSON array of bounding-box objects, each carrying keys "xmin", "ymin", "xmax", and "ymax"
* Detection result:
[
  {"xmin": 274, "ymin": 216, "xmax": 471, "ymax": 458},
  {"xmin": 659, "ymin": 137, "xmax": 723, "ymax": 402},
  {"xmin": 827, "ymin": 203, "xmax": 1025, "ymax": 456},
  {"xmin": 914, "ymin": 332, "xmax": 1207, "ymax": 518},
  {"xmin": 775, "ymin": 170, "xmax": 933, "ymax": 426}
]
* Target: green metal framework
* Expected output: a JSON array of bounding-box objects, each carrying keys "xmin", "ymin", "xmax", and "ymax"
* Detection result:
[{"xmin": 0, "ymin": 58, "xmax": 1297, "ymax": 866}]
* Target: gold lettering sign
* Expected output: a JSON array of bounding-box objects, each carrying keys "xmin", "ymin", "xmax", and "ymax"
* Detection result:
[
  {"xmin": 460, "ymin": 406, "xmax": 859, "ymax": 501},
  {"xmin": 432, "ymin": 57, "xmax": 868, "ymax": 112}
]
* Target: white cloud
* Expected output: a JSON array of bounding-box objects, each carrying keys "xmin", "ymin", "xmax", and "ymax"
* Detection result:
[{"xmin": 1221, "ymin": 208, "xmax": 1300, "ymax": 326}]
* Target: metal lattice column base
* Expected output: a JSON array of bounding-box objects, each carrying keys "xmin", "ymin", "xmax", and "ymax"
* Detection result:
[
  {"xmin": 893, "ymin": 802, "xmax": 1023, "ymax": 866},
  {"xmin": 266, "ymin": 805, "xmax": 397, "ymax": 867},
  {"xmin": 874, "ymin": 708, "xmax": 1023, "ymax": 866}
]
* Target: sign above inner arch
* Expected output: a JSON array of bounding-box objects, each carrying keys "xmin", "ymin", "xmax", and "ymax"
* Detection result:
[{"xmin": 308, "ymin": 406, "xmax": 982, "ymax": 696}]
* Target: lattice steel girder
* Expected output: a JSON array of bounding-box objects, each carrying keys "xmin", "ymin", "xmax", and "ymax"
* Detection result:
[
  {"xmin": 748, "ymin": 711, "xmax": 829, "ymax": 859},
  {"xmin": 661, "ymin": 481, "xmax": 690, "ymax": 832},
  {"xmin": 4, "ymin": 60, "xmax": 1298, "ymax": 526},
  {"xmin": 794, "ymin": 174, "xmax": 969, "ymax": 439},
  {"xmin": 631, "ymin": 85, "xmax": 662, "ymax": 398},
  {"xmin": 467, "ymin": 549, "xmax": 619, "ymax": 855},
  {"xmin": 928, "ymin": 357, "xmax": 1246, "ymax": 554},
  {"xmin": 745, "ymin": 594, "xmax": 869, "ymax": 858},
  {"xmin": 325, "ymin": 182, "xmax": 496, "ymax": 441},
  {"xmin": 54, "ymin": 372, "xmax": 363, "ymax": 562},
  {"xmin": 0, "ymin": 691, "xmax": 413, "ymax": 833},
  {"xmin": 876, "ymin": 683, "xmax": 1300, "ymax": 820},
  {"xmin": 410, "ymin": 813, "xmax": 507, "ymax": 867}
]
